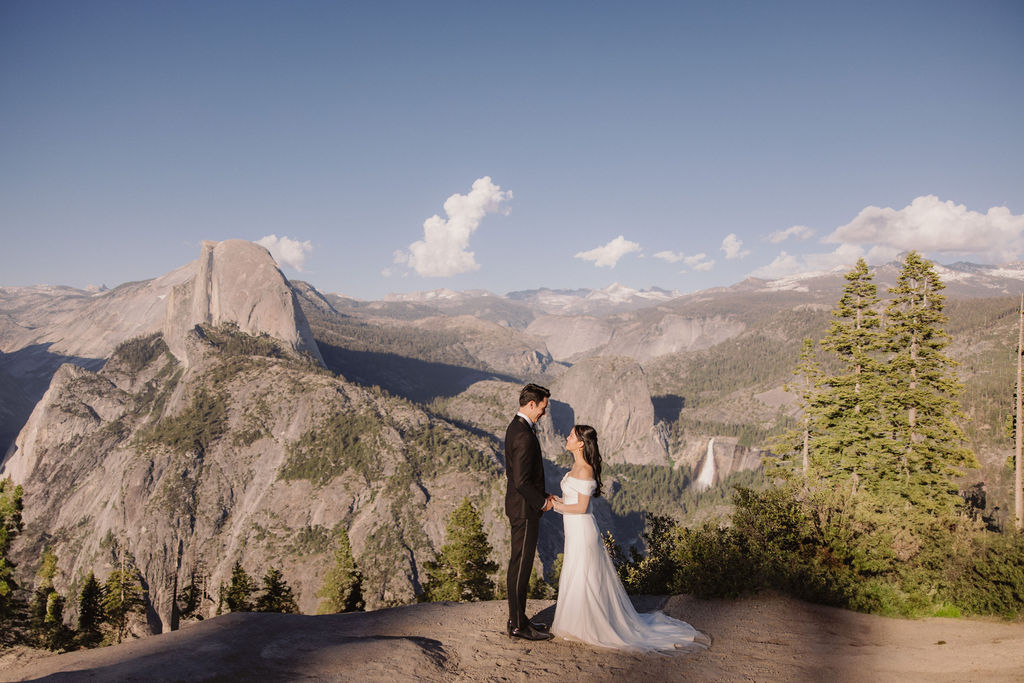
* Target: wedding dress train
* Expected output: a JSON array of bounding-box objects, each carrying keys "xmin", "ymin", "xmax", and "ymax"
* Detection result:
[{"xmin": 551, "ymin": 475, "xmax": 710, "ymax": 652}]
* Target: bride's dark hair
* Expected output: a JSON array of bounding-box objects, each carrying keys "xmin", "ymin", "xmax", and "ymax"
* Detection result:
[{"xmin": 573, "ymin": 424, "xmax": 603, "ymax": 498}]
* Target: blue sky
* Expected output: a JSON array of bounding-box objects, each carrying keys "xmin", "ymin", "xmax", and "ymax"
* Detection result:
[{"xmin": 2, "ymin": 1, "xmax": 1022, "ymax": 299}]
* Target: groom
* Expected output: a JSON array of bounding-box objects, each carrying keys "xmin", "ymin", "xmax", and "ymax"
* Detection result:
[{"xmin": 504, "ymin": 383, "xmax": 555, "ymax": 641}]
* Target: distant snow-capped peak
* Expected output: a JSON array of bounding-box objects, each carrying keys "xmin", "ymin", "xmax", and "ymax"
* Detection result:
[{"xmin": 381, "ymin": 288, "xmax": 497, "ymax": 302}]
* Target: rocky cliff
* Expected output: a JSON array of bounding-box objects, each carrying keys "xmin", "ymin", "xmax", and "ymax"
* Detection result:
[
  {"xmin": 527, "ymin": 312, "xmax": 747, "ymax": 362},
  {"xmin": 679, "ymin": 435, "xmax": 766, "ymax": 490},
  {"xmin": 2, "ymin": 325, "xmax": 510, "ymax": 633},
  {"xmin": 0, "ymin": 241, "xmax": 326, "ymax": 457},
  {"xmin": 545, "ymin": 356, "xmax": 669, "ymax": 466},
  {"xmin": 162, "ymin": 240, "xmax": 323, "ymax": 366}
]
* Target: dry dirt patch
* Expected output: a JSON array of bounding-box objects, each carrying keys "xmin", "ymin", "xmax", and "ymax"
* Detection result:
[{"xmin": 2, "ymin": 594, "xmax": 1023, "ymax": 682}]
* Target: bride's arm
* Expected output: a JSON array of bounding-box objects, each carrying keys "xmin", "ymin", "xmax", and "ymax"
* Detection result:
[{"xmin": 553, "ymin": 493, "xmax": 590, "ymax": 514}]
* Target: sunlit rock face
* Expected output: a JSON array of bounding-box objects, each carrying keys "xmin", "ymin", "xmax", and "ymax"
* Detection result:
[
  {"xmin": 162, "ymin": 240, "xmax": 324, "ymax": 366},
  {"xmin": 541, "ymin": 355, "xmax": 669, "ymax": 466}
]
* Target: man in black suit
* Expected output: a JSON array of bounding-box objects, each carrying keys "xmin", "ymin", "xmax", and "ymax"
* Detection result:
[{"xmin": 504, "ymin": 383, "xmax": 555, "ymax": 641}]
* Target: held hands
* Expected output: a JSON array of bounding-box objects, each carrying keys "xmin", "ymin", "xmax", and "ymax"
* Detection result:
[{"xmin": 544, "ymin": 494, "xmax": 563, "ymax": 512}]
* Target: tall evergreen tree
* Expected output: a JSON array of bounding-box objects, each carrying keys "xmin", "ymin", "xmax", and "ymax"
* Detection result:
[
  {"xmin": 0, "ymin": 478, "xmax": 23, "ymax": 626},
  {"xmin": 813, "ymin": 258, "xmax": 888, "ymax": 495},
  {"xmin": 317, "ymin": 528, "xmax": 365, "ymax": 613},
  {"xmin": 254, "ymin": 567, "xmax": 299, "ymax": 613},
  {"xmin": 1015, "ymin": 293, "xmax": 1023, "ymax": 530},
  {"xmin": 102, "ymin": 558, "xmax": 147, "ymax": 643},
  {"xmin": 882, "ymin": 251, "xmax": 978, "ymax": 514},
  {"xmin": 772, "ymin": 338, "xmax": 824, "ymax": 479},
  {"xmin": 222, "ymin": 561, "xmax": 255, "ymax": 612},
  {"xmin": 30, "ymin": 548, "xmax": 72, "ymax": 649},
  {"xmin": 177, "ymin": 565, "xmax": 208, "ymax": 621},
  {"xmin": 420, "ymin": 498, "xmax": 498, "ymax": 602},
  {"xmin": 77, "ymin": 572, "xmax": 104, "ymax": 646}
]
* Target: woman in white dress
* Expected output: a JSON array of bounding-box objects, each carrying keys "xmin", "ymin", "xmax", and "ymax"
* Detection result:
[{"xmin": 550, "ymin": 424, "xmax": 711, "ymax": 652}]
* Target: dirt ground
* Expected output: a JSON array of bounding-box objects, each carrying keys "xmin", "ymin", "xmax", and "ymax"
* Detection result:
[{"xmin": 2, "ymin": 593, "xmax": 1023, "ymax": 682}]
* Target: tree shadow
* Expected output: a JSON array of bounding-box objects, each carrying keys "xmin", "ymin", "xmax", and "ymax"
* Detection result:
[
  {"xmin": 0, "ymin": 342, "xmax": 104, "ymax": 458},
  {"xmin": 5, "ymin": 611, "xmax": 454, "ymax": 681},
  {"xmin": 316, "ymin": 342, "xmax": 521, "ymax": 404}
]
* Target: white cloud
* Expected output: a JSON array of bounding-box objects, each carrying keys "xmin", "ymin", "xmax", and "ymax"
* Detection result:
[
  {"xmin": 826, "ymin": 195, "xmax": 1024, "ymax": 261},
  {"xmin": 721, "ymin": 233, "xmax": 751, "ymax": 260},
  {"xmin": 767, "ymin": 225, "xmax": 815, "ymax": 243},
  {"xmin": 394, "ymin": 176, "xmax": 511, "ymax": 277},
  {"xmin": 257, "ymin": 234, "xmax": 313, "ymax": 271},
  {"xmin": 575, "ymin": 235, "xmax": 642, "ymax": 268},
  {"xmin": 750, "ymin": 244, "xmax": 866, "ymax": 279},
  {"xmin": 653, "ymin": 250, "xmax": 685, "ymax": 263},
  {"xmin": 683, "ymin": 252, "xmax": 714, "ymax": 270}
]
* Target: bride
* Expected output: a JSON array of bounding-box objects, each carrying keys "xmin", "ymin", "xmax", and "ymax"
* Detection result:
[{"xmin": 550, "ymin": 424, "xmax": 711, "ymax": 652}]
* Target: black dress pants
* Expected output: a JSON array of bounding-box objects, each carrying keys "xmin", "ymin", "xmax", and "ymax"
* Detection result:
[{"xmin": 507, "ymin": 515, "xmax": 539, "ymax": 628}]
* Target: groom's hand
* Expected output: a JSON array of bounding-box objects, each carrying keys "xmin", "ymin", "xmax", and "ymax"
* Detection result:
[{"xmin": 542, "ymin": 495, "xmax": 554, "ymax": 512}]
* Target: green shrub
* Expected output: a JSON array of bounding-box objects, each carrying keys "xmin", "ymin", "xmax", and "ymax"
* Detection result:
[
  {"xmin": 668, "ymin": 523, "xmax": 750, "ymax": 598},
  {"xmin": 944, "ymin": 531, "xmax": 1024, "ymax": 618}
]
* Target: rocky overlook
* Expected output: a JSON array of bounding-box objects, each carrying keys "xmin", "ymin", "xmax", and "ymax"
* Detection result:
[{"xmin": 14, "ymin": 245, "xmax": 1020, "ymax": 646}]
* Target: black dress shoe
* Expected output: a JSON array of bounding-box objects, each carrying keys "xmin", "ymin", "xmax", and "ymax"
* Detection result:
[
  {"xmin": 507, "ymin": 619, "xmax": 549, "ymax": 635},
  {"xmin": 509, "ymin": 624, "xmax": 554, "ymax": 641}
]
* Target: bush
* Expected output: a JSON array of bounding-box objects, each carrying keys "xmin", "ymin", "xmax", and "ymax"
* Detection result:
[
  {"xmin": 668, "ymin": 523, "xmax": 750, "ymax": 598},
  {"xmin": 944, "ymin": 531, "xmax": 1024, "ymax": 618}
]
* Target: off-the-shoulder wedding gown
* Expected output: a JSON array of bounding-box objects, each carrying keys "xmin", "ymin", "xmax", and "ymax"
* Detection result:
[{"xmin": 551, "ymin": 474, "xmax": 710, "ymax": 652}]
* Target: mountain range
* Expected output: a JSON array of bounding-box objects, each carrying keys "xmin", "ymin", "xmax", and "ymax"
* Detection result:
[{"xmin": 1, "ymin": 243, "xmax": 1021, "ymax": 635}]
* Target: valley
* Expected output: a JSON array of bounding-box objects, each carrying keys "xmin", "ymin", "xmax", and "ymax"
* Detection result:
[{"xmin": 2, "ymin": 241, "xmax": 1023, "ymax": 638}]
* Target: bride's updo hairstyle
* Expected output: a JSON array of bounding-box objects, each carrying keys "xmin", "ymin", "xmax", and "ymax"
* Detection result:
[{"xmin": 573, "ymin": 424, "xmax": 603, "ymax": 498}]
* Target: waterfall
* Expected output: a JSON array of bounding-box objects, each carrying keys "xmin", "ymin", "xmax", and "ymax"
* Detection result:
[{"xmin": 694, "ymin": 437, "xmax": 716, "ymax": 492}]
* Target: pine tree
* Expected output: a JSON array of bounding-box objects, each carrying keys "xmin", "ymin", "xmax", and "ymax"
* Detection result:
[
  {"xmin": 882, "ymin": 252, "xmax": 978, "ymax": 515},
  {"xmin": 527, "ymin": 567, "xmax": 552, "ymax": 599},
  {"xmin": 0, "ymin": 478, "xmax": 23, "ymax": 627},
  {"xmin": 254, "ymin": 567, "xmax": 299, "ymax": 613},
  {"xmin": 813, "ymin": 258, "xmax": 888, "ymax": 495},
  {"xmin": 420, "ymin": 498, "xmax": 498, "ymax": 602},
  {"xmin": 772, "ymin": 338, "xmax": 824, "ymax": 479},
  {"xmin": 1016, "ymin": 293, "xmax": 1023, "ymax": 531},
  {"xmin": 30, "ymin": 549, "xmax": 58, "ymax": 630},
  {"xmin": 222, "ymin": 561, "xmax": 255, "ymax": 612},
  {"xmin": 317, "ymin": 528, "xmax": 365, "ymax": 613},
  {"xmin": 102, "ymin": 558, "xmax": 147, "ymax": 643},
  {"xmin": 177, "ymin": 565, "xmax": 208, "ymax": 621},
  {"xmin": 549, "ymin": 553, "xmax": 564, "ymax": 598},
  {"xmin": 77, "ymin": 572, "xmax": 104, "ymax": 646},
  {"xmin": 30, "ymin": 548, "xmax": 72, "ymax": 649}
]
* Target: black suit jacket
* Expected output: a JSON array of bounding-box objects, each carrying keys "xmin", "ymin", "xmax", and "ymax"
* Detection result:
[{"xmin": 504, "ymin": 415, "xmax": 548, "ymax": 519}]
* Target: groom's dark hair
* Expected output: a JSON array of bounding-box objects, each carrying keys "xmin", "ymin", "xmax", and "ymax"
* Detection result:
[{"xmin": 519, "ymin": 383, "xmax": 550, "ymax": 406}]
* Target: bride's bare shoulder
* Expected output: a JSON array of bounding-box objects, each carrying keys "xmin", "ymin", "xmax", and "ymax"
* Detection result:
[{"xmin": 570, "ymin": 464, "xmax": 595, "ymax": 481}]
